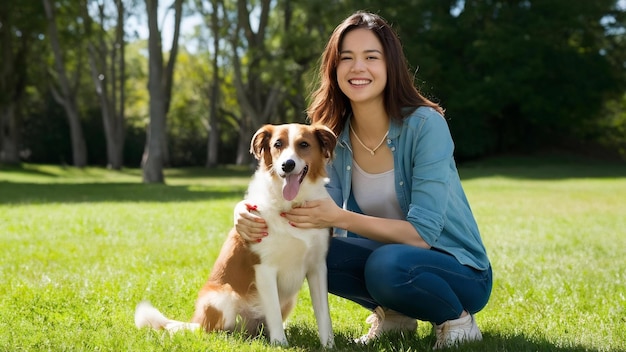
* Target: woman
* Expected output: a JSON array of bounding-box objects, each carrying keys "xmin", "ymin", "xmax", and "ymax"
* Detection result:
[{"xmin": 235, "ymin": 11, "xmax": 492, "ymax": 349}]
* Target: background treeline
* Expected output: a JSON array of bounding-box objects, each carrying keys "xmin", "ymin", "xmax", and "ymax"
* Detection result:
[{"xmin": 1, "ymin": 0, "xmax": 625, "ymax": 182}]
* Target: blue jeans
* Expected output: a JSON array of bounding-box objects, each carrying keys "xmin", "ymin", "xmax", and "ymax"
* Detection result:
[{"xmin": 326, "ymin": 237, "xmax": 492, "ymax": 325}]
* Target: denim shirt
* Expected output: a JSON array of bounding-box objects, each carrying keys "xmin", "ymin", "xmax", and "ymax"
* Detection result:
[{"xmin": 326, "ymin": 106, "xmax": 490, "ymax": 271}]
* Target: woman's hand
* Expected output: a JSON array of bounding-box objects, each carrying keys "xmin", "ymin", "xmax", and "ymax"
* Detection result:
[
  {"xmin": 282, "ymin": 198, "xmax": 342, "ymax": 229},
  {"xmin": 234, "ymin": 201, "xmax": 268, "ymax": 242},
  {"xmin": 284, "ymin": 198, "xmax": 430, "ymax": 248}
]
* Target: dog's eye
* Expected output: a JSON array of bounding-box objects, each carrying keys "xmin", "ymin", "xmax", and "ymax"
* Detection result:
[
  {"xmin": 274, "ymin": 140, "xmax": 283, "ymax": 148},
  {"xmin": 299, "ymin": 142, "xmax": 310, "ymax": 149}
]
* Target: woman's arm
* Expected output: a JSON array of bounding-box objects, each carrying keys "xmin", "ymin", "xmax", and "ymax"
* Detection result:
[
  {"xmin": 286, "ymin": 109, "xmax": 453, "ymax": 248},
  {"xmin": 283, "ymin": 198, "xmax": 431, "ymax": 248}
]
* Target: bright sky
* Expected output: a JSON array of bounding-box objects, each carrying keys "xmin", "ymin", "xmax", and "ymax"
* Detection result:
[{"xmin": 126, "ymin": 1, "xmax": 202, "ymax": 51}]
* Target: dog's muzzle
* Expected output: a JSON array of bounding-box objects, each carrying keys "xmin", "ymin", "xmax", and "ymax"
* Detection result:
[{"xmin": 281, "ymin": 159, "xmax": 309, "ymax": 201}]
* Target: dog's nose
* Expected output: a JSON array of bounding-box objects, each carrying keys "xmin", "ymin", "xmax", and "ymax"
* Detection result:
[{"xmin": 282, "ymin": 159, "xmax": 295, "ymax": 173}]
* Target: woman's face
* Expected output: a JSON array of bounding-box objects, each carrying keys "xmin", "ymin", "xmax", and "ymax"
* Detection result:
[{"xmin": 336, "ymin": 28, "xmax": 387, "ymax": 107}]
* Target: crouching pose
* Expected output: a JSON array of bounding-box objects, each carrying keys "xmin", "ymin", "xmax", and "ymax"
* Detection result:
[{"xmin": 234, "ymin": 11, "xmax": 492, "ymax": 349}]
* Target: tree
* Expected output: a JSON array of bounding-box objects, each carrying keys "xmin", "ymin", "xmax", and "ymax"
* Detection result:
[
  {"xmin": 0, "ymin": 1, "xmax": 45, "ymax": 164},
  {"xmin": 228, "ymin": 0, "xmax": 279, "ymax": 165},
  {"xmin": 384, "ymin": 0, "xmax": 626, "ymax": 159},
  {"xmin": 42, "ymin": 0, "xmax": 89, "ymax": 167},
  {"xmin": 3, "ymin": 1, "xmax": 624, "ymax": 167},
  {"xmin": 227, "ymin": 0, "xmax": 344, "ymax": 165},
  {"xmin": 192, "ymin": 0, "xmax": 224, "ymax": 168},
  {"xmin": 206, "ymin": 0, "xmax": 222, "ymax": 168},
  {"xmin": 142, "ymin": 0, "xmax": 183, "ymax": 183},
  {"xmin": 81, "ymin": 0, "xmax": 128, "ymax": 170}
]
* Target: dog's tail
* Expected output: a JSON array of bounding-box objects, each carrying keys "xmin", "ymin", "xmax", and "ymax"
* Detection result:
[{"xmin": 134, "ymin": 301, "xmax": 200, "ymax": 333}]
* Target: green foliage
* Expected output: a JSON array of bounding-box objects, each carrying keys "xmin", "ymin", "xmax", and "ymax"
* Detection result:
[
  {"xmin": 0, "ymin": 0, "xmax": 45, "ymax": 106},
  {"xmin": 3, "ymin": 1, "xmax": 626, "ymax": 166},
  {"xmin": 374, "ymin": 0, "xmax": 626, "ymax": 159},
  {"xmin": 19, "ymin": 95, "xmax": 71, "ymax": 164},
  {"xmin": 1, "ymin": 158, "xmax": 625, "ymax": 351},
  {"xmin": 598, "ymin": 94, "xmax": 626, "ymax": 157}
]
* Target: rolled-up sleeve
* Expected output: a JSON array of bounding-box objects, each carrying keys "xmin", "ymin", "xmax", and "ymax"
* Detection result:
[{"xmin": 404, "ymin": 111, "xmax": 455, "ymax": 246}]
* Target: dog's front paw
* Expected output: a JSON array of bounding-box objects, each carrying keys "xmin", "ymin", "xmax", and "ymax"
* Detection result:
[{"xmin": 322, "ymin": 335, "xmax": 335, "ymax": 349}]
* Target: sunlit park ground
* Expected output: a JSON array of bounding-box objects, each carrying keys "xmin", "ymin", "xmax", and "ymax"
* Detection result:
[{"xmin": 1, "ymin": 155, "xmax": 625, "ymax": 351}]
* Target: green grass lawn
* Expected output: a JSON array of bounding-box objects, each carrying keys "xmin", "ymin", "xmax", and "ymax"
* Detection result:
[{"xmin": 1, "ymin": 156, "xmax": 625, "ymax": 351}]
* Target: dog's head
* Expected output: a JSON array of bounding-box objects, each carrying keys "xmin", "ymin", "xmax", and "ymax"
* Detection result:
[{"xmin": 250, "ymin": 124, "xmax": 337, "ymax": 201}]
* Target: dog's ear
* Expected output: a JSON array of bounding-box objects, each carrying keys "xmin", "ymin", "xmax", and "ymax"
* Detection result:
[
  {"xmin": 250, "ymin": 125, "xmax": 274, "ymax": 160},
  {"xmin": 313, "ymin": 125, "xmax": 337, "ymax": 160}
]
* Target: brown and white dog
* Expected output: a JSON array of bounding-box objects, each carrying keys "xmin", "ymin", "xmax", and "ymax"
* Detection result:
[{"xmin": 134, "ymin": 123, "xmax": 336, "ymax": 348}]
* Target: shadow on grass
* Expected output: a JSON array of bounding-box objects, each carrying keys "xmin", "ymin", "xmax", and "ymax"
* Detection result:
[
  {"xmin": 0, "ymin": 182, "xmax": 246, "ymax": 204},
  {"xmin": 458, "ymin": 154, "xmax": 626, "ymax": 180},
  {"xmin": 0, "ymin": 165, "xmax": 63, "ymax": 178},
  {"xmin": 1, "ymin": 156, "xmax": 624, "ymax": 206},
  {"xmin": 0, "ymin": 163, "xmax": 253, "ymax": 179},
  {"xmin": 285, "ymin": 326, "xmax": 617, "ymax": 352}
]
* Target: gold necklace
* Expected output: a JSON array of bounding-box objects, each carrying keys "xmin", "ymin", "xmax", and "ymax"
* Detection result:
[{"xmin": 349, "ymin": 122, "xmax": 389, "ymax": 156}]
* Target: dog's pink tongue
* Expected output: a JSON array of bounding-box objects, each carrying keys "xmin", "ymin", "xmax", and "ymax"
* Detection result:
[{"xmin": 282, "ymin": 174, "xmax": 301, "ymax": 201}]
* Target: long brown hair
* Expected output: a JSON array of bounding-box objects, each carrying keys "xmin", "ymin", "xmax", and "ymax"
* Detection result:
[{"xmin": 307, "ymin": 11, "xmax": 444, "ymax": 136}]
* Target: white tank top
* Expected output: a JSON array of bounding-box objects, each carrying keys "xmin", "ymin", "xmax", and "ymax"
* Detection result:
[{"xmin": 352, "ymin": 161, "xmax": 404, "ymax": 220}]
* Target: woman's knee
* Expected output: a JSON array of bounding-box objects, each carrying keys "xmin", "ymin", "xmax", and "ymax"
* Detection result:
[
  {"xmin": 364, "ymin": 245, "xmax": 398, "ymax": 277},
  {"xmin": 364, "ymin": 244, "xmax": 429, "ymax": 278},
  {"xmin": 363, "ymin": 245, "xmax": 411, "ymax": 301}
]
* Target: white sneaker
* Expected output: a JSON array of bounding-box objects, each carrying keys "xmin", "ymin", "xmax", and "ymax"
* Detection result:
[
  {"xmin": 355, "ymin": 306, "xmax": 418, "ymax": 344},
  {"xmin": 433, "ymin": 314, "xmax": 482, "ymax": 349}
]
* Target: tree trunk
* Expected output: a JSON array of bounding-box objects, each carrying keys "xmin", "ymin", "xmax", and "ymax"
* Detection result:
[
  {"xmin": 114, "ymin": 0, "xmax": 126, "ymax": 170},
  {"xmin": 206, "ymin": 0, "xmax": 221, "ymax": 168},
  {"xmin": 235, "ymin": 115, "xmax": 251, "ymax": 166},
  {"xmin": 142, "ymin": 0, "xmax": 166, "ymax": 183},
  {"xmin": 0, "ymin": 11, "xmax": 20, "ymax": 164},
  {"xmin": 206, "ymin": 88, "xmax": 219, "ymax": 168},
  {"xmin": 82, "ymin": 0, "xmax": 126, "ymax": 170},
  {"xmin": 86, "ymin": 44, "xmax": 117, "ymax": 167},
  {"xmin": 0, "ymin": 105, "xmax": 19, "ymax": 164},
  {"xmin": 43, "ymin": 0, "xmax": 88, "ymax": 167},
  {"xmin": 230, "ymin": 0, "xmax": 281, "ymax": 165},
  {"xmin": 142, "ymin": 0, "xmax": 183, "ymax": 182}
]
